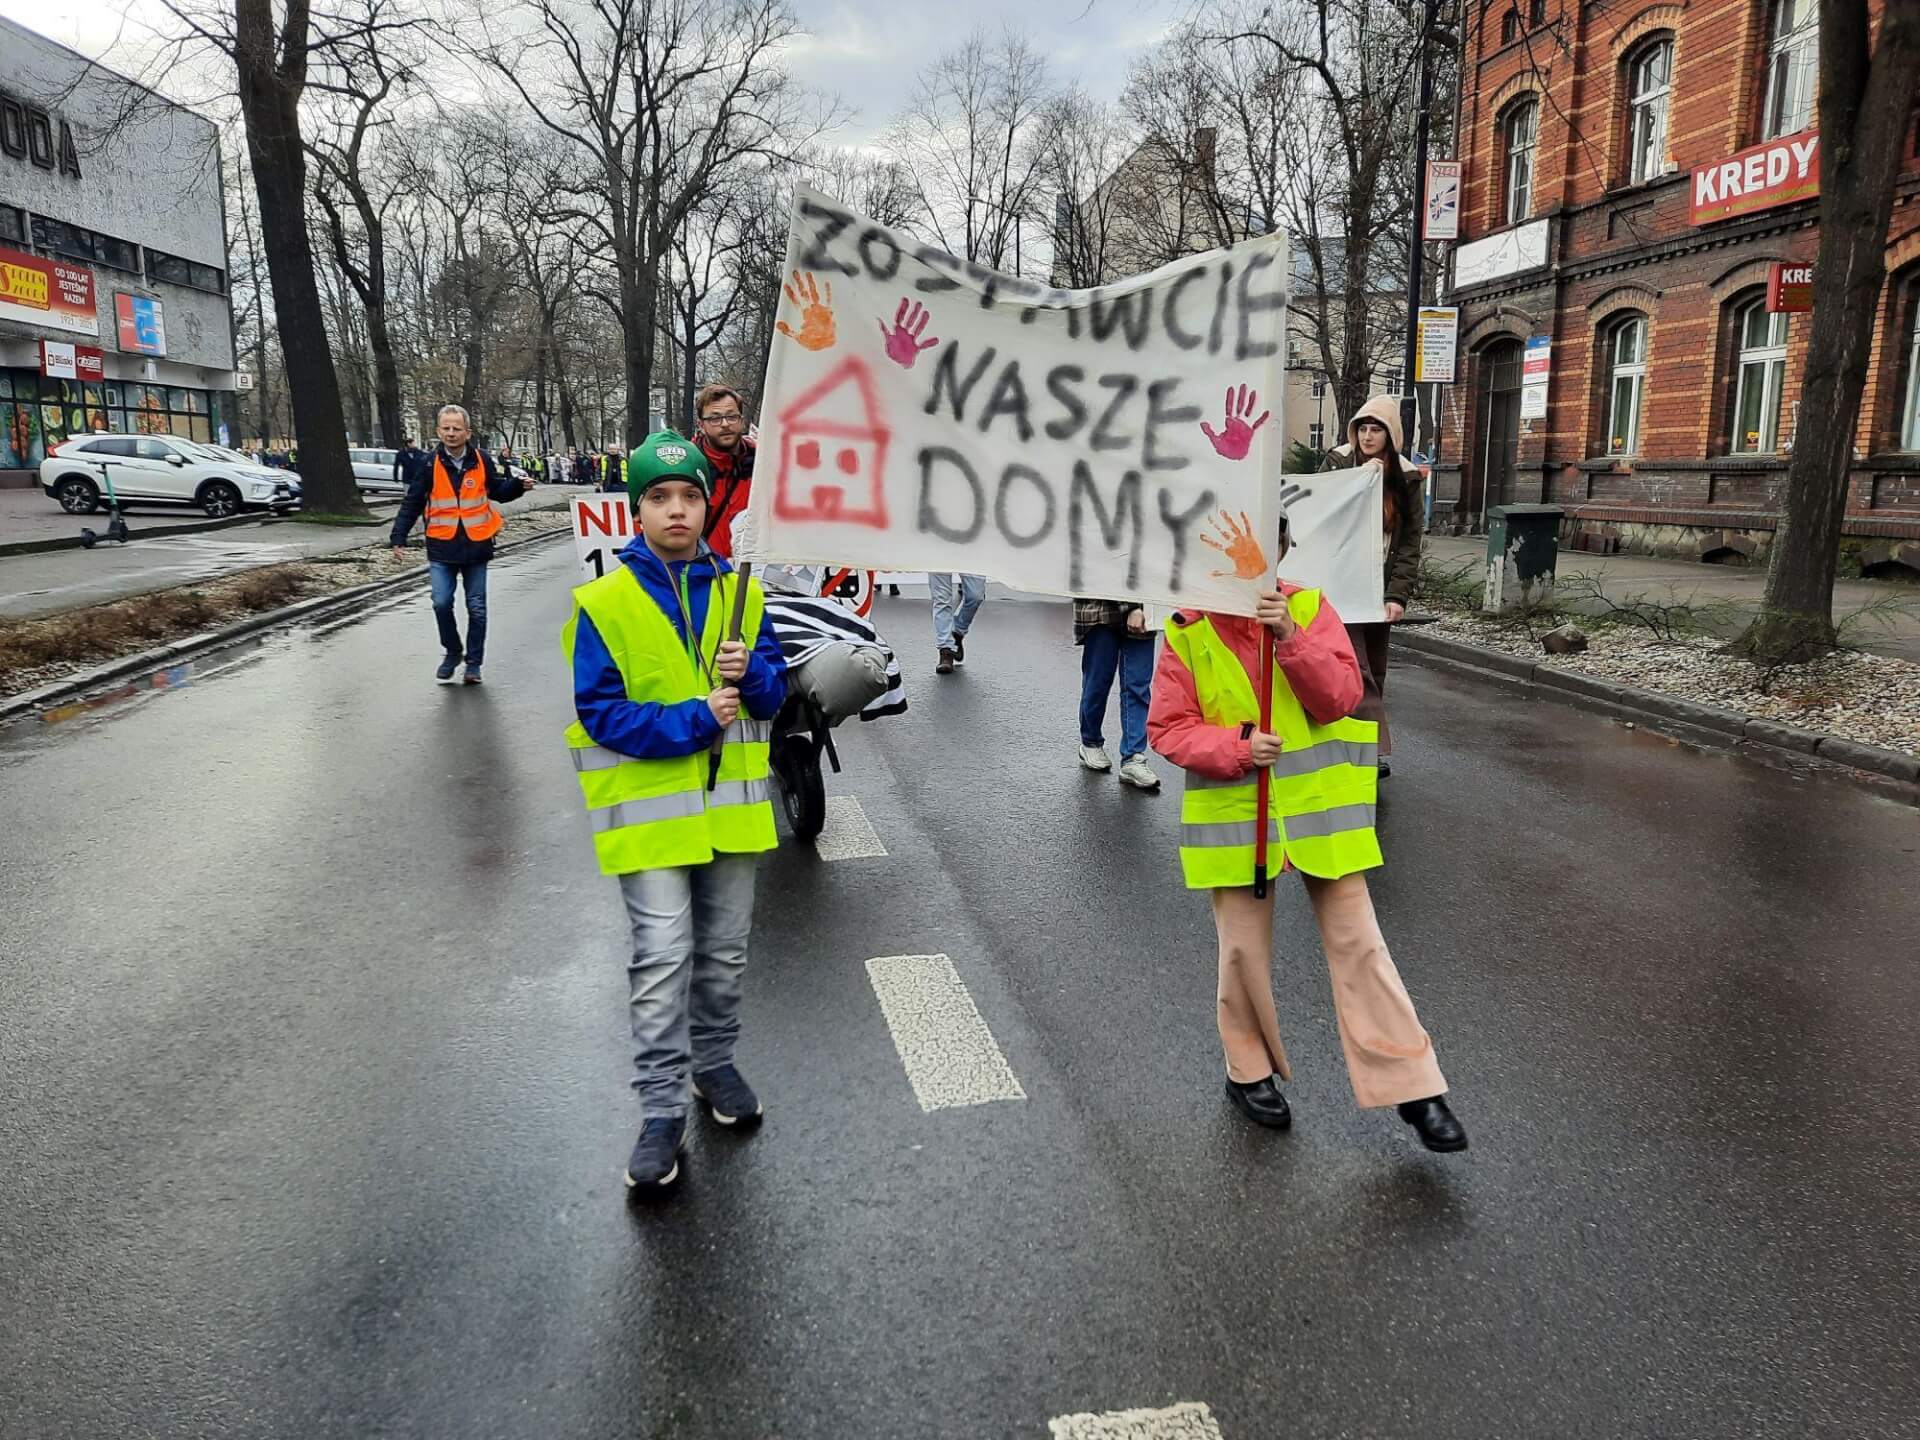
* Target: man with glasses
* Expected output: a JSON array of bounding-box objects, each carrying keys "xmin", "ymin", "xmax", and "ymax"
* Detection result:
[{"xmin": 691, "ymin": 383, "xmax": 755, "ymax": 559}]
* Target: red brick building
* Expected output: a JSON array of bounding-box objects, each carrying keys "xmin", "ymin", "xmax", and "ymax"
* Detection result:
[{"xmin": 1434, "ymin": 0, "xmax": 1920, "ymax": 569}]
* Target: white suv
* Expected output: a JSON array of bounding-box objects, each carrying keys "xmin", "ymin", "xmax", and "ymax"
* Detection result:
[
  {"xmin": 349, "ymin": 447, "xmax": 406, "ymax": 496},
  {"xmin": 41, "ymin": 435, "xmax": 299, "ymax": 517}
]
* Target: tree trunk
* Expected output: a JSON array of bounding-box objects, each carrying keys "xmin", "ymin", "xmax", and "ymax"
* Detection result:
[
  {"xmin": 623, "ymin": 266, "xmax": 658, "ymax": 449},
  {"xmin": 1738, "ymin": 1, "xmax": 1920, "ymax": 664},
  {"xmin": 369, "ymin": 300, "xmax": 403, "ymax": 447},
  {"xmin": 233, "ymin": 0, "xmax": 363, "ymax": 514}
]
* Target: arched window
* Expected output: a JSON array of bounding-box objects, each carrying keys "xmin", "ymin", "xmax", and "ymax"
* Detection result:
[
  {"xmin": 1604, "ymin": 313, "xmax": 1648, "ymax": 455},
  {"xmin": 1626, "ymin": 39, "xmax": 1673, "ymax": 184},
  {"xmin": 1731, "ymin": 296, "xmax": 1789, "ymax": 453},
  {"xmin": 1501, "ymin": 98, "xmax": 1538, "ymax": 224},
  {"xmin": 1764, "ymin": 0, "xmax": 1818, "ymax": 139}
]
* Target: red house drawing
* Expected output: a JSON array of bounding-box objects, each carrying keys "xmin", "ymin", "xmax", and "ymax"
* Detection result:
[{"xmin": 774, "ymin": 356, "xmax": 891, "ymax": 529}]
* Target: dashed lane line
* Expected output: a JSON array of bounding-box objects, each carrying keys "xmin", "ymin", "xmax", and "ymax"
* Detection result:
[
  {"xmin": 864, "ymin": 954, "xmax": 1026, "ymax": 1111},
  {"xmin": 1048, "ymin": 1402, "xmax": 1226, "ymax": 1439},
  {"xmin": 811, "ymin": 795, "xmax": 887, "ymax": 860}
]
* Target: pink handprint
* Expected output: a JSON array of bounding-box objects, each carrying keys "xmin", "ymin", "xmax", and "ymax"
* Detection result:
[
  {"xmin": 877, "ymin": 297, "xmax": 939, "ymax": 369},
  {"xmin": 1200, "ymin": 384, "xmax": 1271, "ymax": 461}
]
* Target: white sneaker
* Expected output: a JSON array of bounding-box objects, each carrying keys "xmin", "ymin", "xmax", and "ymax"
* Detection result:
[
  {"xmin": 1078, "ymin": 744, "xmax": 1112, "ymax": 772},
  {"xmin": 1118, "ymin": 754, "xmax": 1161, "ymax": 791}
]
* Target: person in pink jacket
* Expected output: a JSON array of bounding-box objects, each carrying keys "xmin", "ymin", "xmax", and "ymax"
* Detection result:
[{"xmin": 1147, "ymin": 517, "xmax": 1465, "ymax": 1151}]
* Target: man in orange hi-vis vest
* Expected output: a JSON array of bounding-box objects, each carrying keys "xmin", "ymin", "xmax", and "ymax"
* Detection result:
[{"xmin": 390, "ymin": 404, "xmax": 528, "ymax": 684}]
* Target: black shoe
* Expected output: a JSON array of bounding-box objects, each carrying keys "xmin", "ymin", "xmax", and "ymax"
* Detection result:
[
  {"xmin": 692, "ymin": 1064, "xmax": 763, "ymax": 1127},
  {"xmin": 1397, "ymin": 1096, "xmax": 1467, "ymax": 1152},
  {"xmin": 935, "ymin": 646, "xmax": 955, "ymax": 675},
  {"xmin": 951, "ymin": 633, "xmax": 966, "ymax": 664},
  {"xmin": 1378, "ymin": 756, "xmax": 1392, "ymax": 779},
  {"xmin": 624, "ymin": 1116, "xmax": 687, "ymax": 1188},
  {"xmin": 462, "ymin": 665, "xmax": 483, "ymax": 685},
  {"xmin": 435, "ymin": 655, "xmax": 460, "ymax": 684},
  {"xmin": 1225, "ymin": 1076, "xmax": 1293, "ymax": 1130}
]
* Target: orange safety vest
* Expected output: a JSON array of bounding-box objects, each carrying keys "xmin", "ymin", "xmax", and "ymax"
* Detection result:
[{"xmin": 425, "ymin": 453, "xmax": 503, "ymax": 541}]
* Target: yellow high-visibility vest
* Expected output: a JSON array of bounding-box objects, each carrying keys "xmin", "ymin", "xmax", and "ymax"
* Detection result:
[
  {"xmin": 1162, "ymin": 589, "xmax": 1381, "ymax": 888},
  {"xmin": 561, "ymin": 563, "xmax": 775, "ymax": 875}
]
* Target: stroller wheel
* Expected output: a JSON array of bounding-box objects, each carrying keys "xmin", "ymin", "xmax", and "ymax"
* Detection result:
[{"xmin": 774, "ymin": 734, "xmax": 827, "ymax": 841}]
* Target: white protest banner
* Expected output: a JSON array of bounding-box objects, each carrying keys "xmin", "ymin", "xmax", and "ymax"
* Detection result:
[
  {"xmin": 746, "ymin": 188, "xmax": 1385, "ymax": 622},
  {"xmin": 571, "ymin": 493, "xmax": 633, "ymax": 584}
]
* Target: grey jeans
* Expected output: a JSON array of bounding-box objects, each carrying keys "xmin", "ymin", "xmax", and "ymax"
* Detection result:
[{"xmin": 618, "ymin": 854, "xmax": 759, "ymax": 1119}]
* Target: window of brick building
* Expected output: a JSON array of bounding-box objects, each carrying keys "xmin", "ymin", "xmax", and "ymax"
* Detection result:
[
  {"xmin": 1902, "ymin": 285, "xmax": 1920, "ymax": 451},
  {"xmin": 1501, "ymin": 98, "xmax": 1538, "ymax": 224},
  {"xmin": 1530, "ymin": 0, "xmax": 1548, "ymax": 26},
  {"xmin": 1605, "ymin": 314, "xmax": 1648, "ymax": 454},
  {"xmin": 1502, "ymin": 9, "xmax": 1521, "ymax": 44},
  {"xmin": 1764, "ymin": 0, "xmax": 1818, "ymax": 139},
  {"xmin": 1731, "ymin": 297, "xmax": 1789, "ymax": 453},
  {"xmin": 1626, "ymin": 39, "xmax": 1674, "ymax": 185}
]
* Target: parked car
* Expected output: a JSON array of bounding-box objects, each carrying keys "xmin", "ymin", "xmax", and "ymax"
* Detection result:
[
  {"xmin": 348, "ymin": 446, "xmax": 406, "ymax": 497},
  {"xmin": 40, "ymin": 435, "xmax": 299, "ymax": 518}
]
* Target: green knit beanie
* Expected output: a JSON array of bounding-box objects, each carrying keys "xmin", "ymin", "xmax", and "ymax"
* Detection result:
[{"xmin": 625, "ymin": 431, "xmax": 713, "ymax": 508}]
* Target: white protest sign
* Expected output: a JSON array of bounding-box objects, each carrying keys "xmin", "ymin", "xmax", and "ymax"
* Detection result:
[
  {"xmin": 746, "ymin": 189, "xmax": 1382, "ymax": 621},
  {"xmin": 570, "ymin": 493, "xmax": 633, "ymax": 585}
]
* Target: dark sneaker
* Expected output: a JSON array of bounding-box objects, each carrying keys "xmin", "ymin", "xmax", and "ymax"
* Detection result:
[
  {"xmin": 436, "ymin": 655, "xmax": 460, "ymax": 684},
  {"xmin": 463, "ymin": 666, "xmax": 483, "ymax": 685},
  {"xmin": 951, "ymin": 632, "xmax": 966, "ymax": 664},
  {"xmin": 1397, "ymin": 1096, "xmax": 1467, "ymax": 1152},
  {"xmin": 935, "ymin": 647, "xmax": 955, "ymax": 675},
  {"xmin": 624, "ymin": 1116, "xmax": 687, "ymax": 1188},
  {"xmin": 692, "ymin": 1064, "xmax": 764, "ymax": 1127},
  {"xmin": 1225, "ymin": 1075, "xmax": 1293, "ymax": 1129},
  {"xmin": 1378, "ymin": 756, "xmax": 1392, "ymax": 779}
]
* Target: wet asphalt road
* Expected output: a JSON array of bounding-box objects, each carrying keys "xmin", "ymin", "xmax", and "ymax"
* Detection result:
[{"xmin": 3, "ymin": 541, "xmax": 1918, "ymax": 1440}]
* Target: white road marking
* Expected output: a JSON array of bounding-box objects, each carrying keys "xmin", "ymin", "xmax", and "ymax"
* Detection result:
[
  {"xmin": 864, "ymin": 954, "xmax": 1025, "ymax": 1111},
  {"xmin": 1049, "ymin": 1402, "xmax": 1225, "ymax": 1439},
  {"xmin": 811, "ymin": 795, "xmax": 887, "ymax": 860}
]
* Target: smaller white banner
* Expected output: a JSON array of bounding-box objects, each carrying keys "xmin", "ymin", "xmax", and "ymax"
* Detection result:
[
  {"xmin": 1425, "ymin": 161, "xmax": 1462, "ymax": 241},
  {"xmin": 1520, "ymin": 335, "xmax": 1551, "ymax": 420},
  {"xmin": 570, "ymin": 493, "xmax": 633, "ymax": 585},
  {"xmin": 1415, "ymin": 307, "xmax": 1458, "ymax": 385}
]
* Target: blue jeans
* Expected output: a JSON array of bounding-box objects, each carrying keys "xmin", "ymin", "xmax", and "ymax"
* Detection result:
[
  {"xmin": 930, "ymin": 573, "xmax": 986, "ymax": 649},
  {"xmin": 619, "ymin": 855, "xmax": 758, "ymax": 1119},
  {"xmin": 1079, "ymin": 626, "xmax": 1156, "ymax": 761},
  {"xmin": 428, "ymin": 560, "xmax": 488, "ymax": 665}
]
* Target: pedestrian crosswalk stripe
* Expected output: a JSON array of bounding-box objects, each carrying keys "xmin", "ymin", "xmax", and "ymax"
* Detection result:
[
  {"xmin": 864, "ymin": 954, "xmax": 1025, "ymax": 1111},
  {"xmin": 812, "ymin": 796, "xmax": 887, "ymax": 860},
  {"xmin": 1048, "ymin": 1402, "xmax": 1225, "ymax": 1439}
]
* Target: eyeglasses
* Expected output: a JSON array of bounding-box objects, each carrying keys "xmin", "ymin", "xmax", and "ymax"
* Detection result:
[{"xmin": 700, "ymin": 413, "xmax": 743, "ymax": 426}]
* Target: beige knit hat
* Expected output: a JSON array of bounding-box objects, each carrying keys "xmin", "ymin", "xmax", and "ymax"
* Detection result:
[{"xmin": 1345, "ymin": 394, "xmax": 1404, "ymax": 454}]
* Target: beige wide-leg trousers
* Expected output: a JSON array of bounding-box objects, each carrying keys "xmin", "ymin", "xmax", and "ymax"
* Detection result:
[{"xmin": 1210, "ymin": 872, "xmax": 1446, "ymax": 1109}]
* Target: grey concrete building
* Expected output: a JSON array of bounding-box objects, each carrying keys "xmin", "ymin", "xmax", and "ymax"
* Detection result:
[{"xmin": 0, "ymin": 15, "xmax": 236, "ymax": 485}]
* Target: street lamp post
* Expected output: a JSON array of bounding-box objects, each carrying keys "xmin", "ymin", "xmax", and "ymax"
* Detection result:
[{"xmin": 1400, "ymin": 0, "xmax": 1449, "ymax": 456}]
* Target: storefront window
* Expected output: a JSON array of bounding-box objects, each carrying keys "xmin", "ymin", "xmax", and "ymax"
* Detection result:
[
  {"xmin": 1605, "ymin": 314, "xmax": 1648, "ymax": 454},
  {"xmin": 0, "ymin": 368, "xmax": 222, "ymax": 465}
]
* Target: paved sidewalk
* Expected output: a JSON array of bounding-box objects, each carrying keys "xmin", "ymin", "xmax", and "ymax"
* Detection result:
[
  {"xmin": 0, "ymin": 491, "xmax": 571, "ymax": 620},
  {"xmin": 1424, "ymin": 535, "xmax": 1920, "ymax": 662}
]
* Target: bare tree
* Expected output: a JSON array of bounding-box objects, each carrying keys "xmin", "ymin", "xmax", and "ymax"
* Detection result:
[
  {"xmin": 1735, "ymin": 1, "xmax": 1920, "ymax": 663},
  {"xmin": 1037, "ymin": 88, "xmax": 1138, "ymax": 287},
  {"xmin": 471, "ymin": 0, "xmax": 824, "ymax": 447},
  {"xmin": 886, "ymin": 27, "xmax": 1055, "ymax": 271},
  {"xmin": 151, "ymin": 0, "xmax": 382, "ymax": 514}
]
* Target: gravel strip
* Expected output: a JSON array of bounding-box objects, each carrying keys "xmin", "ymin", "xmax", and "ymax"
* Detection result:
[{"xmin": 1417, "ymin": 608, "xmax": 1920, "ymax": 758}]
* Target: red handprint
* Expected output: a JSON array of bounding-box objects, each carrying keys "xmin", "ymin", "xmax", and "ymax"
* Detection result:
[
  {"xmin": 1200, "ymin": 384, "xmax": 1271, "ymax": 461},
  {"xmin": 877, "ymin": 298, "xmax": 939, "ymax": 369}
]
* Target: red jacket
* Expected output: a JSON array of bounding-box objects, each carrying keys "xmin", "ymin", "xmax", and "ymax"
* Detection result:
[
  {"xmin": 697, "ymin": 433, "xmax": 755, "ymax": 559},
  {"xmin": 1147, "ymin": 587, "xmax": 1365, "ymax": 781}
]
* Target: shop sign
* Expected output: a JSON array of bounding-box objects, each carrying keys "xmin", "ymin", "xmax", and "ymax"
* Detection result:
[
  {"xmin": 1766, "ymin": 261, "xmax": 1813, "ymax": 313},
  {"xmin": 1424, "ymin": 161, "xmax": 1462, "ymax": 241},
  {"xmin": 1690, "ymin": 134, "xmax": 1819, "ymax": 225},
  {"xmin": 1520, "ymin": 335, "xmax": 1550, "ymax": 420},
  {"xmin": 0, "ymin": 243, "xmax": 98, "ymax": 335},
  {"xmin": 1414, "ymin": 306, "xmax": 1459, "ymax": 384},
  {"xmin": 0, "ymin": 87, "xmax": 83, "ymax": 179},
  {"xmin": 115, "ymin": 292, "xmax": 167, "ymax": 355},
  {"xmin": 40, "ymin": 338, "xmax": 105, "ymax": 382}
]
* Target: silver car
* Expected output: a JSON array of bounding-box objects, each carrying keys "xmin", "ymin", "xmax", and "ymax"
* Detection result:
[{"xmin": 349, "ymin": 447, "xmax": 407, "ymax": 496}]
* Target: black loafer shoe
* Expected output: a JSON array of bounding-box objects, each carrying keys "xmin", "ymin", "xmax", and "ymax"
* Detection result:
[
  {"xmin": 1225, "ymin": 1076, "xmax": 1293, "ymax": 1130},
  {"xmin": 1397, "ymin": 1096, "xmax": 1468, "ymax": 1152}
]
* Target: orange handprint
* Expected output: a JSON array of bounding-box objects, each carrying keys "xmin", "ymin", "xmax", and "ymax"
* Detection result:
[
  {"xmin": 1201, "ymin": 510, "xmax": 1268, "ymax": 580},
  {"xmin": 776, "ymin": 269, "xmax": 837, "ymax": 351}
]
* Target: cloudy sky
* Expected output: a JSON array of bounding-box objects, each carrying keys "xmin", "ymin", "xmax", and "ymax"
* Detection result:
[{"xmin": 0, "ymin": 0, "xmax": 1195, "ymax": 146}]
